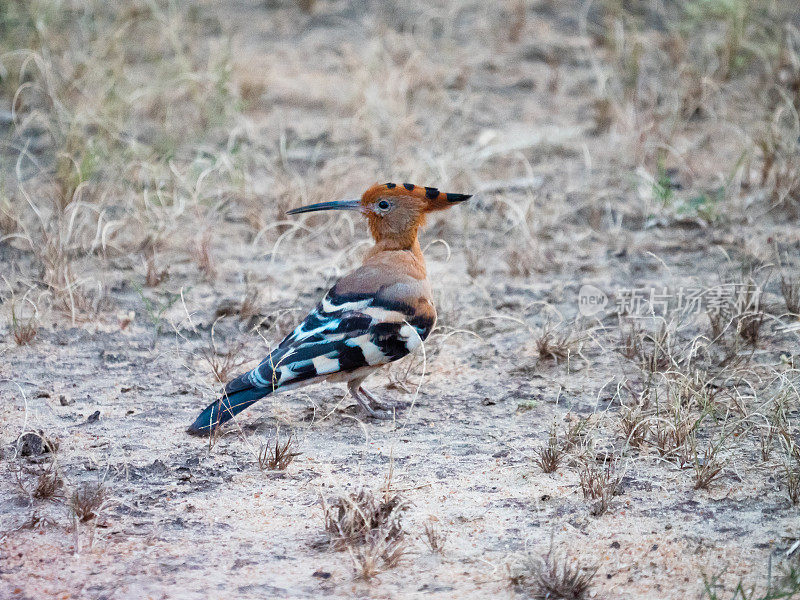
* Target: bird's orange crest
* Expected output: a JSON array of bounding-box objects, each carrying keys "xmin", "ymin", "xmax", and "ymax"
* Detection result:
[{"xmin": 362, "ymin": 182, "xmax": 472, "ymax": 212}]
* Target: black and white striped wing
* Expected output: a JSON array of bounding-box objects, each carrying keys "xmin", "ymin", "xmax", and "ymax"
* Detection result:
[{"xmin": 225, "ymin": 292, "xmax": 434, "ymax": 395}]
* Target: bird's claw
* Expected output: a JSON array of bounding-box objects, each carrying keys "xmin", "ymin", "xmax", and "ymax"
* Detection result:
[
  {"xmin": 359, "ymin": 386, "xmax": 393, "ymax": 410},
  {"xmin": 350, "ymin": 384, "xmax": 395, "ymax": 420},
  {"xmin": 366, "ymin": 408, "xmax": 394, "ymax": 420},
  {"xmin": 354, "ymin": 396, "xmax": 394, "ymax": 420}
]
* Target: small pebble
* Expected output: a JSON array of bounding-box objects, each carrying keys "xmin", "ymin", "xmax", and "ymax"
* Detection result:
[
  {"xmin": 16, "ymin": 432, "xmax": 56, "ymax": 456},
  {"xmin": 17, "ymin": 432, "xmax": 45, "ymax": 456}
]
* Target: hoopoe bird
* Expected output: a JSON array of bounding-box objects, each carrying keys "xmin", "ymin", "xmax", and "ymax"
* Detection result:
[{"xmin": 187, "ymin": 182, "xmax": 472, "ymax": 436}]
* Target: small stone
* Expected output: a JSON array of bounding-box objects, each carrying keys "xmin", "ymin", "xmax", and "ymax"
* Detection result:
[
  {"xmin": 86, "ymin": 410, "xmax": 101, "ymax": 423},
  {"xmin": 59, "ymin": 395, "xmax": 73, "ymax": 406},
  {"xmin": 17, "ymin": 432, "xmax": 44, "ymax": 456},
  {"xmin": 16, "ymin": 432, "xmax": 56, "ymax": 456},
  {"xmin": 312, "ymin": 570, "xmax": 331, "ymax": 579},
  {"xmin": 101, "ymin": 349, "xmax": 127, "ymax": 363},
  {"xmin": 610, "ymin": 541, "xmax": 621, "ymax": 549}
]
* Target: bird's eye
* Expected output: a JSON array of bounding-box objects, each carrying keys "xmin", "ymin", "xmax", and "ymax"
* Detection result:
[{"xmin": 377, "ymin": 200, "xmax": 391, "ymax": 210}]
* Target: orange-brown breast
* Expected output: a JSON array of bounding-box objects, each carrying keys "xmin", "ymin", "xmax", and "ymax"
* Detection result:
[{"xmin": 331, "ymin": 238, "xmax": 435, "ymax": 323}]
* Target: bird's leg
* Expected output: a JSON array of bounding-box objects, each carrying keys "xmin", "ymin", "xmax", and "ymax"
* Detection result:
[
  {"xmin": 359, "ymin": 386, "xmax": 393, "ymax": 410},
  {"xmin": 347, "ymin": 380, "xmax": 392, "ymax": 420}
]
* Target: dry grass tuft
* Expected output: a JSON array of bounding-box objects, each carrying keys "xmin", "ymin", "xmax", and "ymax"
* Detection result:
[
  {"xmin": 195, "ymin": 229, "xmax": 217, "ymax": 281},
  {"xmin": 617, "ymin": 321, "xmax": 644, "ymax": 360},
  {"xmin": 69, "ymin": 482, "xmax": 106, "ymax": 523},
  {"xmin": 639, "ymin": 323, "xmax": 675, "ymax": 373},
  {"xmin": 536, "ymin": 324, "xmax": 581, "ymax": 362},
  {"xmin": 505, "ymin": 245, "xmax": 537, "ymax": 278},
  {"xmin": 10, "ymin": 297, "xmax": 38, "ymax": 345},
  {"xmin": 692, "ymin": 437, "xmax": 727, "ymax": 491},
  {"xmin": 353, "ymin": 529, "xmax": 407, "ymax": 580},
  {"xmin": 213, "ymin": 278, "xmax": 264, "ymax": 326},
  {"xmin": 258, "ymin": 433, "xmax": 301, "ymax": 471},
  {"xmin": 736, "ymin": 310, "xmax": 766, "ymax": 347},
  {"xmin": 421, "ymin": 520, "xmax": 447, "ymax": 555},
  {"xmin": 563, "ymin": 415, "xmax": 592, "ymax": 451},
  {"xmin": 321, "ymin": 486, "xmax": 409, "ymax": 579},
  {"xmin": 780, "ymin": 275, "xmax": 800, "ymax": 315},
  {"xmin": 13, "ymin": 457, "xmax": 63, "ymax": 503},
  {"xmin": 32, "ymin": 463, "xmax": 64, "ymax": 501},
  {"xmin": 237, "ymin": 279, "xmax": 263, "ymax": 325},
  {"xmin": 758, "ymin": 422, "xmax": 779, "ymax": 462},
  {"xmin": 512, "ymin": 544, "xmax": 598, "ymax": 600},
  {"xmin": 201, "ymin": 336, "xmax": 248, "ymax": 384},
  {"xmin": 322, "ymin": 488, "xmax": 407, "ymax": 550},
  {"xmin": 464, "ymin": 248, "xmax": 486, "ymax": 279},
  {"xmin": 533, "ymin": 422, "xmax": 566, "ymax": 473},
  {"xmin": 781, "ymin": 441, "xmax": 800, "ymax": 505},
  {"xmin": 651, "ymin": 397, "xmax": 697, "ymax": 466},
  {"xmin": 619, "ymin": 387, "xmax": 651, "ymax": 449},
  {"xmin": 756, "ymin": 104, "xmax": 800, "ymax": 218},
  {"xmin": 579, "ymin": 457, "xmax": 621, "ymax": 517},
  {"xmin": 144, "ymin": 249, "xmax": 168, "ymax": 288},
  {"xmin": 702, "ymin": 561, "xmax": 800, "ymax": 599}
]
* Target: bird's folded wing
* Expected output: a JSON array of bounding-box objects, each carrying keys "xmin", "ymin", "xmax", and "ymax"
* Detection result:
[{"xmin": 225, "ymin": 289, "xmax": 434, "ymax": 395}]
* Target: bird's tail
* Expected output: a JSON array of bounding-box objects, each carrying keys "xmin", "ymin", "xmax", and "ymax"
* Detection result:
[
  {"xmin": 188, "ymin": 348, "xmax": 290, "ymax": 436},
  {"xmin": 186, "ymin": 387, "xmax": 269, "ymax": 436}
]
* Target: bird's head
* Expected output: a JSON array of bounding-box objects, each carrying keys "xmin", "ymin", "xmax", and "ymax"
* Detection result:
[{"xmin": 287, "ymin": 182, "xmax": 471, "ymax": 248}]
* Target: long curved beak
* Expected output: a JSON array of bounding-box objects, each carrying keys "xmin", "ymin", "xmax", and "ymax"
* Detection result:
[{"xmin": 286, "ymin": 199, "xmax": 361, "ymax": 215}]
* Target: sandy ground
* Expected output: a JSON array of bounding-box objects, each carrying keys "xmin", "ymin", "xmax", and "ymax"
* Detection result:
[{"xmin": 2, "ymin": 1, "xmax": 800, "ymax": 599}]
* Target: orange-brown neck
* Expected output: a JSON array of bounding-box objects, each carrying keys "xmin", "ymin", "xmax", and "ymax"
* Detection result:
[
  {"xmin": 364, "ymin": 237, "xmax": 427, "ymax": 279},
  {"xmin": 365, "ymin": 202, "xmax": 426, "ymax": 252},
  {"xmin": 367, "ymin": 219, "xmax": 424, "ymax": 251}
]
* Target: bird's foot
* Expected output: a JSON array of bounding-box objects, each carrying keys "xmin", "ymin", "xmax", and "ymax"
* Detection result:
[
  {"xmin": 359, "ymin": 386, "xmax": 393, "ymax": 410},
  {"xmin": 359, "ymin": 403, "xmax": 393, "ymax": 420},
  {"xmin": 349, "ymin": 383, "xmax": 394, "ymax": 420}
]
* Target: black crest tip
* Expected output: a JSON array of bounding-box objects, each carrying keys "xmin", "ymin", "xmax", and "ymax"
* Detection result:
[{"xmin": 446, "ymin": 193, "xmax": 472, "ymax": 203}]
